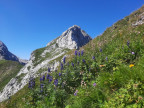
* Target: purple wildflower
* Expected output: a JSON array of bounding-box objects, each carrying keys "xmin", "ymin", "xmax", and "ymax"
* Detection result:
[
  {"xmin": 48, "ymin": 67, "xmax": 51, "ymax": 73},
  {"xmin": 78, "ymin": 51, "xmax": 80, "ymax": 56},
  {"xmin": 49, "ymin": 76, "xmax": 53, "ymax": 82},
  {"xmin": 81, "ymin": 50, "xmax": 84, "ymax": 56},
  {"xmin": 93, "ymin": 83, "xmax": 96, "ymax": 87},
  {"xmin": 40, "ymin": 77, "xmax": 43, "ymax": 82},
  {"xmin": 59, "ymin": 72, "xmax": 62, "ymax": 76},
  {"xmin": 105, "ymin": 56, "xmax": 108, "ymax": 61},
  {"xmin": 82, "ymin": 59, "xmax": 85, "ymax": 63},
  {"xmin": 75, "ymin": 50, "xmax": 77, "ymax": 56},
  {"xmin": 100, "ymin": 48, "xmax": 102, "ymax": 52},
  {"xmin": 74, "ymin": 92, "xmax": 77, "ymax": 96},
  {"xmin": 55, "ymin": 69, "xmax": 57, "ymax": 72},
  {"xmin": 71, "ymin": 62, "xmax": 74, "ymax": 67},
  {"xmin": 131, "ymin": 52, "xmax": 135, "ymax": 55},
  {"xmin": 74, "ymin": 90, "xmax": 78, "ymax": 96},
  {"xmin": 54, "ymin": 79, "xmax": 58, "ymax": 86},
  {"xmin": 61, "ymin": 63, "xmax": 64, "ymax": 70},
  {"xmin": 127, "ymin": 41, "xmax": 130, "ymax": 47},
  {"xmin": 46, "ymin": 74, "xmax": 50, "ymax": 80},
  {"xmin": 63, "ymin": 56, "xmax": 66, "ymax": 64},
  {"xmin": 42, "ymin": 75, "xmax": 45, "ymax": 81},
  {"xmin": 92, "ymin": 56, "xmax": 95, "ymax": 60},
  {"xmin": 28, "ymin": 77, "xmax": 35, "ymax": 89}
]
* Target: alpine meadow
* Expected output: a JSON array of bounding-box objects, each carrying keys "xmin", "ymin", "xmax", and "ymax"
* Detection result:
[{"xmin": 0, "ymin": 3, "xmax": 144, "ymax": 108}]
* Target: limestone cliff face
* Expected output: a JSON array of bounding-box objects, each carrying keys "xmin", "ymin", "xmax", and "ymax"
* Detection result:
[
  {"xmin": 47, "ymin": 25, "xmax": 92, "ymax": 49},
  {"xmin": 0, "ymin": 25, "xmax": 92, "ymax": 102}
]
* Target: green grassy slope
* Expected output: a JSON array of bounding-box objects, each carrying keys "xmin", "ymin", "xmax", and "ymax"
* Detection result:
[
  {"xmin": 1, "ymin": 5, "xmax": 144, "ymax": 108},
  {"xmin": 0, "ymin": 60, "xmax": 23, "ymax": 92}
]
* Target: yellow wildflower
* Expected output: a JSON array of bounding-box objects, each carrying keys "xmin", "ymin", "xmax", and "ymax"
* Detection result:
[
  {"xmin": 100, "ymin": 65, "xmax": 105, "ymax": 67},
  {"xmin": 129, "ymin": 64, "xmax": 134, "ymax": 68}
]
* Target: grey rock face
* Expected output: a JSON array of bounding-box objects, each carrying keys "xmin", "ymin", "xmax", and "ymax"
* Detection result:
[
  {"xmin": 0, "ymin": 41, "xmax": 28, "ymax": 65},
  {"xmin": 47, "ymin": 25, "xmax": 92, "ymax": 49},
  {"xmin": 0, "ymin": 25, "xmax": 92, "ymax": 102}
]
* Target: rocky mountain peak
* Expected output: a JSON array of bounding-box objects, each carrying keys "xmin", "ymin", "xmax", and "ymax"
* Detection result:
[
  {"xmin": 68, "ymin": 25, "xmax": 81, "ymax": 31},
  {"xmin": 47, "ymin": 25, "xmax": 92, "ymax": 49},
  {"xmin": 0, "ymin": 40, "xmax": 27, "ymax": 65}
]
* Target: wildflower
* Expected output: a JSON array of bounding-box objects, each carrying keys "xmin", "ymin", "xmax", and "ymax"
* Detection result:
[
  {"xmin": 48, "ymin": 67, "xmax": 51, "ymax": 73},
  {"xmin": 54, "ymin": 79, "xmax": 58, "ymax": 86},
  {"xmin": 105, "ymin": 56, "xmax": 108, "ymax": 61},
  {"xmin": 100, "ymin": 65, "xmax": 105, "ymax": 67},
  {"xmin": 55, "ymin": 69, "xmax": 57, "ymax": 72},
  {"xmin": 40, "ymin": 77, "xmax": 43, "ymax": 82},
  {"xmin": 74, "ymin": 90, "xmax": 78, "ymax": 96},
  {"xmin": 61, "ymin": 63, "xmax": 64, "ymax": 70},
  {"xmin": 92, "ymin": 56, "xmax": 95, "ymax": 60},
  {"xmin": 74, "ymin": 92, "xmax": 77, "ymax": 96},
  {"xmin": 78, "ymin": 51, "xmax": 80, "ymax": 56},
  {"xmin": 46, "ymin": 74, "xmax": 50, "ymax": 80},
  {"xmin": 49, "ymin": 76, "xmax": 53, "ymax": 82},
  {"xmin": 131, "ymin": 52, "xmax": 135, "ymax": 55},
  {"xmin": 75, "ymin": 50, "xmax": 77, "ymax": 56},
  {"xmin": 63, "ymin": 56, "xmax": 66, "ymax": 64},
  {"xmin": 82, "ymin": 59, "xmax": 85, "ymax": 63},
  {"xmin": 40, "ymin": 84, "xmax": 44, "ymax": 93},
  {"xmin": 71, "ymin": 62, "xmax": 74, "ymax": 67},
  {"xmin": 81, "ymin": 50, "xmax": 84, "ymax": 56},
  {"xmin": 59, "ymin": 72, "xmax": 62, "ymax": 76},
  {"xmin": 93, "ymin": 83, "xmax": 96, "ymax": 87},
  {"xmin": 127, "ymin": 41, "xmax": 130, "ymax": 47},
  {"xmin": 42, "ymin": 75, "xmax": 45, "ymax": 81},
  {"xmin": 100, "ymin": 48, "xmax": 102, "ymax": 52},
  {"xmin": 28, "ymin": 77, "xmax": 35, "ymax": 89},
  {"xmin": 129, "ymin": 64, "xmax": 134, "ymax": 68}
]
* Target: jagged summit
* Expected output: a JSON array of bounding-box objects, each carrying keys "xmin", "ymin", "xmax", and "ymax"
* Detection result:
[
  {"xmin": 0, "ymin": 40, "xmax": 27, "ymax": 65},
  {"xmin": 47, "ymin": 25, "xmax": 92, "ymax": 49}
]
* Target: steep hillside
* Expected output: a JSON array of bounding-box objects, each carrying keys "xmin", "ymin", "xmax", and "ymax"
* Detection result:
[
  {"xmin": 0, "ymin": 60, "xmax": 23, "ymax": 92},
  {"xmin": 0, "ymin": 25, "xmax": 92, "ymax": 102},
  {"xmin": 1, "ymin": 5, "xmax": 144, "ymax": 108}
]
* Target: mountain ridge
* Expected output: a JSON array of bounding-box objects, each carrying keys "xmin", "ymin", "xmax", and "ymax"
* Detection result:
[{"xmin": 0, "ymin": 25, "xmax": 92, "ymax": 102}]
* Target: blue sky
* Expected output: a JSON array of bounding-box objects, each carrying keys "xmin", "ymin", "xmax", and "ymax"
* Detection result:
[{"xmin": 0, "ymin": 0, "xmax": 144, "ymax": 59}]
